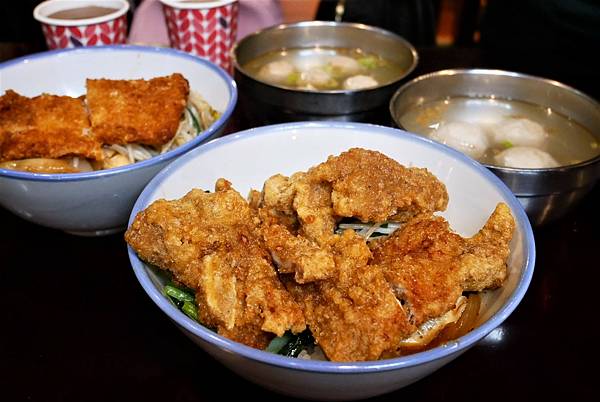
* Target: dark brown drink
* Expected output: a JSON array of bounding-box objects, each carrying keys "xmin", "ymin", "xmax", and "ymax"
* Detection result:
[{"xmin": 47, "ymin": 6, "xmax": 118, "ymax": 20}]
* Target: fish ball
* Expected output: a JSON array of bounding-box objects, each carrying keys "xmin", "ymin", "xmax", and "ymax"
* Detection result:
[
  {"xmin": 328, "ymin": 55, "xmax": 362, "ymax": 75},
  {"xmin": 430, "ymin": 121, "xmax": 490, "ymax": 159},
  {"xmin": 492, "ymin": 118, "xmax": 547, "ymax": 148},
  {"xmin": 257, "ymin": 60, "xmax": 296, "ymax": 84},
  {"xmin": 494, "ymin": 146, "xmax": 560, "ymax": 168},
  {"xmin": 302, "ymin": 67, "xmax": 334, "ymax": 88},
  {"xmin": 343, "ymin": 75, "xmax": 378, "ymax": 90}
]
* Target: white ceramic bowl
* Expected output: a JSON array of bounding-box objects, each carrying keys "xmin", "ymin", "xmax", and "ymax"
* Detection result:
[
  {"xmin": 127, "ymin": 122, "xmax": 535, "ymax": 400},
  {"xmin": 0, "ymin": 45, "xmax": 237, "ymax": 235}
]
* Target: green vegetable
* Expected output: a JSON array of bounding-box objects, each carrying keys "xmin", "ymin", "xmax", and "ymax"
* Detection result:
[
  {"xmin": 182, "ymin": 301, "xmax": 199, "ymax": 321},
  {"xmin": 164, "ymin": 284, "xmax": 195, "ymax": 302},
  {"xmin": 358, "ymin": 55, "xmax": 378, "ymax": 69},
  {"xmin": 286, "ymin": 71, "xmax": 300, "ymax": 86},
  {"xmin": 187, "ymin": 106, "xmax": 201, "ymax": 133},
  {"xmin": 162, "ymin": 282, "xmax": 198, "ymax": 321},
  {"xmin": 266, "ymin": 333, "xmax": 293, "ymax": 354},
  {"xmin": 500, "ymin": 140, "xmax": 514, "ymax": 149},
  {"xmin": 266, "ymin": 330, "xmax": 316, "ymax": 357}
]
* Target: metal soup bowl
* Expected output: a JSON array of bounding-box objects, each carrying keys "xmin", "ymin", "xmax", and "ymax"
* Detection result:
[
  {"xmin": 390, "ymin": 69, "xmax": 600, "ymax": 226},
  {"xmin": 232, "ymin": 21, "xmax": 418, "ymax": 123}
]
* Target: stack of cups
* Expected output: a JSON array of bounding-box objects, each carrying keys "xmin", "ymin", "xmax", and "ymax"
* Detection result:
[
  {"xmin": 160, "ymin": 0, "xmax": 239, "ymax": 73},
  {"xmin": 34, "ymin": 0, "xmax": 129, "ymax": 49}
]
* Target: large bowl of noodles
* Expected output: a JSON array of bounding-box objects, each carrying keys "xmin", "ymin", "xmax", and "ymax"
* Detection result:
[
  {"xmin": 0, "ymin": 45, "xmax": 236, "ymax": 235},
  {"xmin": 127, "ymin": 122, "xmax": 535, "ymax": 400}
]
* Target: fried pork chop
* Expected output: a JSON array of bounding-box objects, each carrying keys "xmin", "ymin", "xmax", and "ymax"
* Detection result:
[
  {"xmin": 286, "ymin": 230, "xmax": 415, "ymax": 362},
  {"xmin": 125, "ymin": 179, "xmax": 305, "ymax": 349},
  {"xmin": 86, "ymin": 73, "xmax": 189, "ymax": 146},
  {"xmin": 370, "ymin": 203, "xmax": 515, "ymax": 330},
  {"xmin": 0, "ymin": 90, "xmax": 102, "ymax": 162},
  {"xmin": 260, "ymin": 148, "xmax": 449, "ymax": 282}
]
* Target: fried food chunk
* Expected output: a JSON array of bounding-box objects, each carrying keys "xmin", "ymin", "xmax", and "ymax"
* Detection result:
[
  {"xmin": 308, "ymin": 148, "xmax": 449, "ymax": 223},
  {"xmin": 459, "ymin": 203, "xmax": 515, "ymax": 291},
  {"xmin": 370, "ymin": 216, "xmax": 465, "ymax": 327},
  {"xmin": 87, "ymin": 73, "xmax": 189, "ymax": 146},
  {"xmin": 370, "ymin": 203, "xmax": 515, "ymax": 330},
  {"xmin": 287, "ymin": 230, "xmax": 415, "ymax": 361},
  {"xmin": 262, "ymin": 223, "xmax": 335, "ymax": 283},
  {"xmin": 0, "ymin": 90, "xmax": 102, "ymax": 162},
  {"xmin": 125, "ymin": 179, "xmax": 305, "ymax": 349}
]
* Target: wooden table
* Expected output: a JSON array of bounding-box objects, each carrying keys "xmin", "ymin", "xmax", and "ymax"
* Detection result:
[{"xmin": 1, "ymin": 44, "xmax": 598, "ymax": 402}]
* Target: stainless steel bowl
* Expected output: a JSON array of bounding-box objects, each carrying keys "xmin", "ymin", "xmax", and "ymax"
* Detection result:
[
  {"xmin": 232, "ymin": 21, "xmax": 418, "ymax": 123},
  {"xmin": 390, "ymin": 69, "xmax": 600, "ymax": 226}
]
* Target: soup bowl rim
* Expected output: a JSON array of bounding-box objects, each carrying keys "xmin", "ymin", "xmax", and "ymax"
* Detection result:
[
  {"xmin": 389, "ymin": 68, "xmax": 600, "ymax": 172},
  {"xmin": 231, "ymin": 20, "xmax": 419, "ymax": 95}
]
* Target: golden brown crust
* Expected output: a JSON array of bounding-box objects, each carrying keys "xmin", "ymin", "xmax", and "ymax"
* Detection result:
[
  {"xmin": 370, "ymin": 216, "xmax": 465, "ymax": 327},
  {"xmin": 0, "ymin": 90, "xmax": 102, "ymax": 162},
  {"xmin": 286, "ymin": 230, "xmax": 415, "ymax": 361},
  {"xmin": 308, "ymin": 148, "xmax": 449, "ymax": 222},
  {"xmin": 125, "ymin": 183, "xmax": 305, "ymax": 349},
  {"xmin": 459, "ymin": 203, "xmax": 515, "ymax": 291},
  {"xmin": 86, "ymin": 73, "xmax": 189, "ymax": 146}
]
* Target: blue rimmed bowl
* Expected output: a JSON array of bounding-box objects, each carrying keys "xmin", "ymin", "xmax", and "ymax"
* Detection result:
[
  {"xmin": 127, "ymin": 122, "xmax": 535, "ymax": 400},
  {"xmin": 0, "ymin": 45, "xmax": 237, "ymax": 235}
]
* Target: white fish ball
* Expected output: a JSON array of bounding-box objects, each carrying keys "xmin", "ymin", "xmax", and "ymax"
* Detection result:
[
  {"xmin": 429, "ymin": 121, "xmax": 490, "ymax": 159},
  {"xmin": 257, "ymin": 60, "xmax": 296, "ymax": 84},
  {"xmin": 494, "ymin": 146, "xmax": 560, "ymax": 168},
  {"xmin": 329, "ymin": 55, "xmax": 362, "ymax": 75},
  {"xmin": 492, "ymin": 118, "xmax": 547, "ymax": 148},
  {"xmin": 302, "ymin": 67, "xmax": 333, "ymax": 87},
  {"xmin": 343, "ymin": 75, "xmax": 378, "ymax": 90}
]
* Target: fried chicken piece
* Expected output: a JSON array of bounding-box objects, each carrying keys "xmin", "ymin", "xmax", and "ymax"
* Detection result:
[
  {"xmin": 370, "ymin": 203, "xmax": 515, "ymax": 330},
  {"xmin": 0, "ymin": 90, "xmax": 102, "ymax": 162},
  {"xmin": 262, "ymin": 223, "xmax": 335, "ymax": 283},
  {"xmin": 125, "ymin": 179, "xmax": 305, "ymax": 349},
  {"xmin": 287, "ymin": 230, "xmax": 415, "ymax": 361},
  {"xmin": 87, "ymin": 73, "xmax": 189, "ymax": 146},
  {"xmin": 459, "ymin": 203, "xmax": 515, "ymax": 291},
  {"xmin": 308, "ymin": 148, "xmax": 449, "ymax": 223}
]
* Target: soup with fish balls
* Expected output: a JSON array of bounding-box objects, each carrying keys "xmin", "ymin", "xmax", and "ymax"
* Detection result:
[
  {"xmin": 399, "ymin": 96, "xmax": 600, "ymax": 168},
  {"xmin": 243, "ymin": 47, "xmax": 405, "ymax": 91}
]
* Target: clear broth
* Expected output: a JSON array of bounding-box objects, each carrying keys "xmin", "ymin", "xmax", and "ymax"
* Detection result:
[
  {"xmin": 399, "ymin": 96, "xmax": 599, "ymax": 167},
  {"xmin": 243, "ymin": 47, "xmax": 406, "ymax": 91}
]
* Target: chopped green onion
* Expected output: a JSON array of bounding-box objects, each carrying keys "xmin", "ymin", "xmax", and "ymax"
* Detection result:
[
  {"xmin": 358, "ymin": 56, "xmax": 378, "ymax": 69},
  {"xmin": 500, "ymin": 140, "xmax": 514, "ymax": 149},
  {"xmin": 286, "ymin": 71, "xmax": 300, "ymax": 86},
  {"xmin": 164, "ymin": 284, "xmax": 195, "ymax": 302},
  {"xmin": 266, "ymin": 333, "xmax": 293, "ymax": 354}
]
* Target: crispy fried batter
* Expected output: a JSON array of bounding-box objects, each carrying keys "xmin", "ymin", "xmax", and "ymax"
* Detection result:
[
  {"xmin": 459, "ymin": 203, "xmax": 515, "ymax": 291},
  {"xmin": 370, "ymin": 203, "xmax": 515, "ymax": 329},
  {"xmin": 308, "ymin": 148, "xmax": 449, "ymax": 222},
  {"xmin": 87, "ymin": 73, "xmax": 189, "ymax": 146},
  {"xmin": 125, "ymin": 179, "xmax": 305, "ymax": 349},
  {"xmin": 370, "ymin": 216, "xmax": 465, "ymax": 327},
  {"xmin": 286, "ymin": 230, "xmax": 415, "ymax": 361},
  {"xmin": 0, "ymin": 90, "xmax": 102, "ymax": 162},
  {"xmin": 262, "ymin": 223, "xmax": 335, "ymax": 283}
]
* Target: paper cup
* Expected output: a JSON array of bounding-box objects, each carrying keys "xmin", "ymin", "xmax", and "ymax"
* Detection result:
[
  {"xmin": 34, "ymin": 0, "xmax": 129, "ymax": 49},
  {"xmin": 160, "ymin": 0, "xmax": 239, "ymax": 73}
]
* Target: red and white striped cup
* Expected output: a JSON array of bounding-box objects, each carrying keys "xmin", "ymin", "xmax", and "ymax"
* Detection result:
[
  {"xmin": 34, "ymin": 0, "xmax": 129, "ymax": 49},
  {"xmin": 160, "ymin": 0, "xmax": 239, "ymax": 73}
]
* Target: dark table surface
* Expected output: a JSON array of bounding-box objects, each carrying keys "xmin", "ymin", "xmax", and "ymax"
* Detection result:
[{"xmin": 1, "ymin": 43, "xmax": 599, "ymax": 402}]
